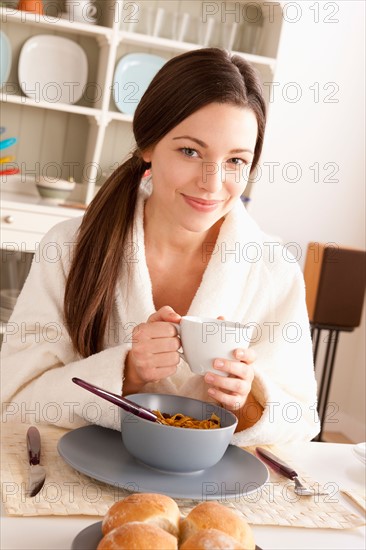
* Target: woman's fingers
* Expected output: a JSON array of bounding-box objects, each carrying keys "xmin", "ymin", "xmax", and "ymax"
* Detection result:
[
  {"xmin": 128, "ymin": 306, "xmax": 183, "ymax": 385},
  {"xmin": 206, "ymin": 371, "xmax": 250, "ymax": 393},
  {"xmin": 147, "ymin": 305, "xmax": 181, "ymax": 323},
  {"xmin": 133, "ymin": 321, "xmax": 178, "ymax": 342},
  {"xmin": 147, "ymin": 335, "xmax": 181, "ymax": 353},
  {"xmin": 205, "ymin": 368, "xmax": 252, "ymax": 404},
  {"xmin": 211, "ymin": 358, "xmax": 254, "ymax": 379},
  {"xmin": 207, "ymin": 387, "xmax": 248, "ymax": 410},
  {"xmin": 204, "ymin": 355, "xmax": 255, "ymax": 410},
  {"xmin": 233, "ymin": 347, "xmax": 257, "ymax": 364},
  {"xmin": 131, "ymin": 346, "xmax": 181, "ymax": 368}
]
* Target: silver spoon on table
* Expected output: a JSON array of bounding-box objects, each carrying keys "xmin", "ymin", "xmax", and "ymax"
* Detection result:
[{"xmin": 256, "ymin": 447, "xmax": 329, "ymax": 496}]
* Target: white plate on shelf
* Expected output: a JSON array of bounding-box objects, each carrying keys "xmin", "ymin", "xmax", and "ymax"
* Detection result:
[
  {"xmin": 0, "ymin": 31, "xmax": 12, "ymax": 88},
  {"xmin": 18, "ymin": 35, "xmax": 88, "ymax": 104},
  {"xmin": 353, "ymin": 442, "xmax": 366, "ymax": 465},
  {"xmin": 112, "ymin": 53, "xmax": 166, "ymax": 115}
]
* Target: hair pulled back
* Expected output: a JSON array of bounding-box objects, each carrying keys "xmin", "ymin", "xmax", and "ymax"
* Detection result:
[{"xmin": 64, "ymin": 48, "xmax": 267, "ymax": 357}]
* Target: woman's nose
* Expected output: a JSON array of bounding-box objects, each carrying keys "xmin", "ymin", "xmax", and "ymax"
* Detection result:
[{"xmin": 199, "ymin": 161, "xmax": 223, "ymax": 192}]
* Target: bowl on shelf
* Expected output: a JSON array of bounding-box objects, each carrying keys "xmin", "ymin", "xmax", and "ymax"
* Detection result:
[
  {"xmin": 36, "ymin": 176, "xmax": 75, "ymax": 203},
  {"xmin": 120, "ymin": 393, "xmax": 238, "ymax": 473}
]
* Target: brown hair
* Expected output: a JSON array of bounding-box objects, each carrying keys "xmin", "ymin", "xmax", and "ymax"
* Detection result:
[{"xmin": 64, "ymin": 48, "xmax": 267, "ymax": 357}]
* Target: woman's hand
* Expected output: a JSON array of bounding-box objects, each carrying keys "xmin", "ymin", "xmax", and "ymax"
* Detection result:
[
  {"xmin": 204, "ymin": 347, "xmax": 263, "ymax": 430},
  {"xmin": 204, "ymin": 348, "xmax": 256, "ymax": 411},
  {"xmin": 123, "ymin": 306, "xmax": 181, "ymax": 395}
]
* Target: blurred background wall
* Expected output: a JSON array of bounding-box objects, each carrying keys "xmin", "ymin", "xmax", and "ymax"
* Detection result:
[{"xmin": 250, "ymin": 1, "xmax": 365, "ymax": 442}]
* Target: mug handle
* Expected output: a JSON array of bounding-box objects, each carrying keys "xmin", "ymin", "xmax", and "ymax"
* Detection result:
[{"xmin": 171, "ymin": 323, "xmax": 186, "ymax": 363}]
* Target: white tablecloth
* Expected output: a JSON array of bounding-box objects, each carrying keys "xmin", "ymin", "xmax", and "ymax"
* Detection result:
[{"xmin": 1, "ymin": 442, "xmax": 365, "ymax": 550}]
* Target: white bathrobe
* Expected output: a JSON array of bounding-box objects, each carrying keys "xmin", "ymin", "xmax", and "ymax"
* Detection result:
[{"xmin": 1, "ymin": 181, "xmax": 320, "ymax": 445}]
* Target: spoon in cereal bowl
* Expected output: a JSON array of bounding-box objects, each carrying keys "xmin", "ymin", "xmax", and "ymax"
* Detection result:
[{"xmin": 72, "ymin": 377, "xmax": 162, "ymax": 423}]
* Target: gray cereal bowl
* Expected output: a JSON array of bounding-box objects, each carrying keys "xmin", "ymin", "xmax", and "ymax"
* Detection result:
[{"xmin": 120, "ymin": 393, "xmax": 238, "ymax": 473}]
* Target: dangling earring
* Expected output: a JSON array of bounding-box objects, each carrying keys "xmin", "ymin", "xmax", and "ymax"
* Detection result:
[{"xmin": 143, "ymin": 162, "xmax": 152, "ymax": 178}]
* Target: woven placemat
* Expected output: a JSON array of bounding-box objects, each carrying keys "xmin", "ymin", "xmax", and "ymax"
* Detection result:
[
  {"xmin": 341, "ymin": 490, "xmax": 366, "ymax": 514},
  {"xmin": 1, "ymin": 423, "xmax": 364, "ymax": 529}
]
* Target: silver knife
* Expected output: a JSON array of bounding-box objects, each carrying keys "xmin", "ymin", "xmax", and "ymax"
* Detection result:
[{"xmin": 26, "ymin": 426, "xmax": 46, "ymax": 497}]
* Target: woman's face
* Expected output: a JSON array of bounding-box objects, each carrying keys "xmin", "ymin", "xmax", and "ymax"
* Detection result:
[{"xmin": 143, "ymin": 102, "xmax": 258, "ymax": 234}]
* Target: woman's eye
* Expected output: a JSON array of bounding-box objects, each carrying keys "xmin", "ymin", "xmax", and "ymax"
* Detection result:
[
  {"xmin": 228, "ymin": 157, "xmax": 245, "ymax": 165},
  {"xmin": 181, "ymin": 147, "xmax": 198, "ymax": 158}
]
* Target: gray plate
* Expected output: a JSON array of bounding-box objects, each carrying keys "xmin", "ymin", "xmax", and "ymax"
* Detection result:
[
  {"xmin": 58, "ymin": 425, "xmax": 268, "ymax": 500},
  {"xmin": 71, "ymin": 521, "xmax": 263, "ymax": 550}
]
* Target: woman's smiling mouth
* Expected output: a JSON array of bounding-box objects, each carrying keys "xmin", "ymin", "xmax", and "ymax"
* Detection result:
[{"xmin": 182, "ymin": 194, "xmax": 224, "ymax": 212}]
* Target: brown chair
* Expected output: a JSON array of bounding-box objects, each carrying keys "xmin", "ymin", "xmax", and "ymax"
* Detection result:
[{"xmin": 304, "ymin": 243, "xmax": 366, "ymax": 440}]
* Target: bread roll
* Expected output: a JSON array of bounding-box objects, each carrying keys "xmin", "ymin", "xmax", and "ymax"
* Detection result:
[
  {"xmin": 102, "ymin": 493, "xmax": 180, "ymax": 537},
  {"xmin": 180, "ymin": 528, "xmax": 245, "ymax": 549},
  {"xmin": 97, "ymin": 522, "xmax": 178, "ymax": 550},
  {"xmin": 180, "ymin": 502, "xmax": 255, "ymax": 549}
]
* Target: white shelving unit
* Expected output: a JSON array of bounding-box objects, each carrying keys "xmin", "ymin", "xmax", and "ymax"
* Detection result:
[{"xmin": 1, "ymin": 0, "xmax": 283, "ymax": 208}]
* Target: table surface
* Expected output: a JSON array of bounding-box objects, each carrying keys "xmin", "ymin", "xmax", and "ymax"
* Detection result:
[{"xmin": 1, "ymin": 441, "xmax": 365, "ymax": 550}]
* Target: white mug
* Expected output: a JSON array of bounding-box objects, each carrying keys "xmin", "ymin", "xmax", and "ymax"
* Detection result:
[
  {"xmin": 173, "ymin": 316, "xmax": 253, "ymax": 377},
  {"xmin": 65, "ymin": 0, "xmax": 97, "ymax": 23}
]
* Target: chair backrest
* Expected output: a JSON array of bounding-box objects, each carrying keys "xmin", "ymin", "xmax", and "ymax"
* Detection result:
[{"xmin": 304, "ymin": 242, "xmax": 366, "ymax": 329}]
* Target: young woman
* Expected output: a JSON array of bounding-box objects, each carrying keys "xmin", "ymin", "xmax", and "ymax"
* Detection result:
[{"xmin": 1, "ymin": 49, "xmax": 320, "ymax": 444}]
